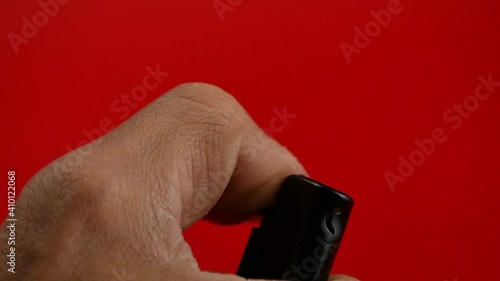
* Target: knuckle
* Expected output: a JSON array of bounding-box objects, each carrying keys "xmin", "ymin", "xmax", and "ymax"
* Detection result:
[{"xmin": 165, "ymin": 82, "xmax": 247, "ymax": 129}]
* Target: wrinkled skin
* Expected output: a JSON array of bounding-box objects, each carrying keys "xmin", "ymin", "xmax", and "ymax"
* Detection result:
[{"xmin": 0, "ymin": 83, "xmax": 358, "ymax": 281}]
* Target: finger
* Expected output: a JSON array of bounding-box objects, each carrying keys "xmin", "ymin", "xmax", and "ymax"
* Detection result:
[
  {"xmin": 329, "ymin": 274, "xmax": 360, "ymax": 281},
  {"xmin": 156, "ymin": 83, "xmax": 306, "ymax": 225},
  {"xmin": 87, "ymin": 82, "xmax": 305, "ymax": 229},
  {"xmin": 206, "ymin": 115, "xmax": 307, "ymax": 224},
  {"xmin": 104, "ymin": 266, "xmax": 275, "ymax": 281},
  {"xmin": 166, "ymin": 83, "xmax": 306, "ymax": 225}
]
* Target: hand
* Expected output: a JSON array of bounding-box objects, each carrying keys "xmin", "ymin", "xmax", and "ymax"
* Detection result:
[{"xmin": 1, "ymin": 83, "xmax": 358, "ymax": 281}]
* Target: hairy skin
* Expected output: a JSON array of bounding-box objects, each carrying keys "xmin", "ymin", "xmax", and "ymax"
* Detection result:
[{"xmin": 0, "ymin": 83, "xmax": 358, "ymax": 281}]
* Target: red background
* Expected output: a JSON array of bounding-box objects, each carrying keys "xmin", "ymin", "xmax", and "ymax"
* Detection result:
[{"xmin": 2, "ymin": 0, "xmax": 500, "ymax": 280}]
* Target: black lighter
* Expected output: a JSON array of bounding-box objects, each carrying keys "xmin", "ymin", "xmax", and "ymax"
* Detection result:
[{"xmin": 237, "ymin": 175, "xmax": 353, "ymax": 281}]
